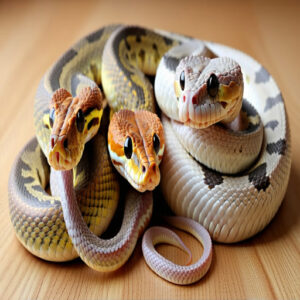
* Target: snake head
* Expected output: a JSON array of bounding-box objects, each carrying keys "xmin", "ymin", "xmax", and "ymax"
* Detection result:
[
  {"xmin": 174, "ymin": 55, "xmax": 243, "ymax": 128},
  {"xmin": 108, "ymin": 109, "xmax": 164, "ymax": 192},
  {"xmin": 46, "ymin": 87, "xmax": 103, "ymax": 170}
]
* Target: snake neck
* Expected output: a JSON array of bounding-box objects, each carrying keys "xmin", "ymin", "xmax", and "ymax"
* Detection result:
[{"xmin": 54, "ymin": 167, "xmax": 153, "ymax": 272}]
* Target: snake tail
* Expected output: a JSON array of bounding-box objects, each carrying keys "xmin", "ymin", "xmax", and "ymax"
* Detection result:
[{"xmin": 142, "ymin": 216, "xmax": 213, "ymax": 285}]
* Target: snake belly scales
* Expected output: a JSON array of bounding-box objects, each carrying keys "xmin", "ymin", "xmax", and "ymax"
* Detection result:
[{"xmin": 8, "ymin": 24, "xmax": 291, "ymax": 285}]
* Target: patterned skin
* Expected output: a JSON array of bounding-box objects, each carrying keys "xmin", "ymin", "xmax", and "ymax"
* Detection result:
[
  {"xmin": 108, "ymin": 110, "xmax": 164, "ymax": 192},
  {"xmin": 8, "ymin": 25, "xmax": 291, "ymax": 285}
]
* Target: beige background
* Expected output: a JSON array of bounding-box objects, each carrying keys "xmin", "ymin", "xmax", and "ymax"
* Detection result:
[{"xmin": 0, "ymin": 0, "xmax": 299, "ymax": 299}]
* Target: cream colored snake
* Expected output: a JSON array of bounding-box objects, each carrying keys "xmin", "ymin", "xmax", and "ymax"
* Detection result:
[{"xmin": 8, "ymin": 24, "xmax": 291, "ymax": 285}]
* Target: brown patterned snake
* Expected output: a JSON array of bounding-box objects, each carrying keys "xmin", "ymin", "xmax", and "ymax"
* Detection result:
[{"xmin": 8, "ymin": 25, "xmax": 291, "ymax": 285}]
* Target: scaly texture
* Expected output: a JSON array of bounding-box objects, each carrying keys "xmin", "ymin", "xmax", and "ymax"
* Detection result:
[
  {"xmin": 142, "ymin": 216, "xmax": 212, "ymax": 285},
  {"xmin": 53, "ymin": 169, "xmax": 153, "ymax": 271},
  {"xmin": 8, "ymin": 132, "xmax": 120, "ymax": 261},
  {"xmin": 156, "ymin": 40, "xmax": 291, "ymax": 243},
  {"xmin": 9, "ymin": 25, "xmax": 155, "ymax": 268},
  {"xmin": 108, "ymin": 109, "xmax": 165, "ymax": 192},
  {"xmin": 8, "ymin": 25, "xmax": 291, "ymax": 285}
]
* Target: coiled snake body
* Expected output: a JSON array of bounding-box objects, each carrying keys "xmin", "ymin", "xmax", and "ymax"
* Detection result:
[{"xmin": 8, "ymin": 25, "xmax": 291, "ymax": 284}]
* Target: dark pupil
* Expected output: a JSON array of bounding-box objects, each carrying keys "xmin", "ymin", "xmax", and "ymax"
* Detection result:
[
  {"xmin": 49, "ymin": 108, "xmax": 55, "ymax": 128},
  {"xmin": 207, "ymin": 74, "xmax": 219, "ymax": 97},
  {"xmin": 180, "ymin": 71, "xmax": 185, "ymax": 91},
  {"xmin": 76, "ymin": 109, "xmax": 85, "ymax": 132},
  {"xmin": 124, "ymin": 136, "xmax": 133, "ymax": 159},
  {"xmin": 63, "ymin": 138, "xmax": 68, "ymax": 149},
  {"xmin": 153, "ymin": 134, "xmax": 160, "ymax": 154}
]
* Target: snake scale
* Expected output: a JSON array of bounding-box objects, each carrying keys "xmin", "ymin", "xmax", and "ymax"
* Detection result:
[{"xmin": 8, "ymin": 24, "xmax": 291, "ymax": 285}]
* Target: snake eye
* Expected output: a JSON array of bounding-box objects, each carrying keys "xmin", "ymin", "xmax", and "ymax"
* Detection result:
[
  {"xmin": 179, "ymin": 71, "xmax": 185, "ymax": 91},
  {"xmin": 49, "ymin": 108, "xmax": 55, "ymax": 128},
  {"xmin": 76, "ymin": 109, "xmax": 85, "ymax": 133},
  {"xmin": 153, "ymin": 134, "xmax": 160, "ymax": 154},
  {"xmin": 124, "ymin": 136, "xmax": 133, "ymax": 159},
  {"xmin": 207, "ymin": 74, "xmax": 219, "ymax": 97}
]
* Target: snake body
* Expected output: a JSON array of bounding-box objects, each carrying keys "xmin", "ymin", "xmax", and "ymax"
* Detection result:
[
  {"xmin": 155, "ymin": 39, "xmax": 291, "ymax": 242},
  {"xmin": 8, "ymin": 25, "xmax": 291, "ymax": 284}
]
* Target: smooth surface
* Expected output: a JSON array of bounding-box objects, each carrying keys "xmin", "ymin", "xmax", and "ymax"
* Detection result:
[{"xmin": 0, "ymin": 0, "xmax": 299, "ymax": 299}]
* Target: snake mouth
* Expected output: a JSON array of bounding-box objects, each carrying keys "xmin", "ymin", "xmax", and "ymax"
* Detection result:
[
  {"xmin": 48, "ymin": 150, "xmax": 73, "ymax": 171},
  {"xmin": 183, "ymin": 100, "xmax": 241, "ymax": 129},
  {"xmin": 124, "ymin": 165, "xmax": 161, "ymax": 192},
  {"xmin": 180, "ymin": 87, "xmax": 243, "ymax": 129},
  {"xmin": 48, "ymin": 136, "xmax": 83, "ymax": 171},
  {"xmin": 110, "ymin": 160, "xmax": 160, "ymax": 192},
  {"xmin": 180, "ymin": 102, "xmax": 231, "ymax": 129},
  {"xmin": 178, "ymin": 78, "xmax": 243, "ymax": 129}
]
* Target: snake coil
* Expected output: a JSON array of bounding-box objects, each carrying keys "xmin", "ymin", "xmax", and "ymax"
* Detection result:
[{"xmin": 8, "ymin": 25, "xmax": 291, "ymax": 285}]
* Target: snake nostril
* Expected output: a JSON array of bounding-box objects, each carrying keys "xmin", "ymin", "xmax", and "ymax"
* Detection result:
[
  {"xmin": 220, "ymin": 101, "xmax": 227, "ymax": 109},
  {"xmin": 142, "ymin": 166, "xmax": 146, "ymax": 173},
  {"xmin": 51, "ymin": 137, "xmax": 55, "ymax": 149},
  {"xmin": 151, "ymin": 164, "xmax": 156, "ymax": 174},
  {"xmin": 192, "ymin": 96, "xmax": 197, "ymax": 105},
  {"xmin": 63, "ymin": 138, "xmax": 68, "ymax": 149}
]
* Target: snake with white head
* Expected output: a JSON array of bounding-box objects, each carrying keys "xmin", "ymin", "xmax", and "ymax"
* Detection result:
[{"xmin": 8, "ymin": 24, "xmax": 291, "ymax": 285}]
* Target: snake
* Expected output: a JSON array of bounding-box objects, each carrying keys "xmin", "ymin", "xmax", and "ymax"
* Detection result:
[{"xmin": 8, "ymin": 24, "xmax": 291, "ymax": 285}]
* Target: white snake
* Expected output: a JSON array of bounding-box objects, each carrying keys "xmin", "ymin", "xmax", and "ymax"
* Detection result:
[
  {"xmin": 154, "ymin": 36, "xmax": 291, "ymax": 243},
  {"xmin": 8, "ymin": 25, "xmax": 291, "ymax": 285}
]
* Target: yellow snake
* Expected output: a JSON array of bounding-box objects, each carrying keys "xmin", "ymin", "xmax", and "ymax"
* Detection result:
[
  {"xmin": 8, "ymin": 24, "xmax": 291, "ymax": 285},
  {"xmin": 8, "ymin": 25, "xmax": 212, "ymax": 283},
  {"xmin": 8, "ymin": 24, "xmax": 157, "ymax": 269}
]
